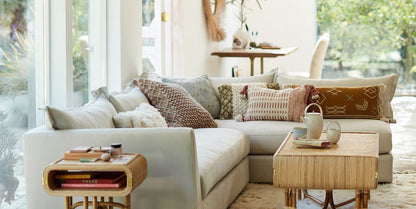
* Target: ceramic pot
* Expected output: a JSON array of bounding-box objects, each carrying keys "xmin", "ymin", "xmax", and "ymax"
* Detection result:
[
  {"xmin": 303, "ymin": 103, "xmax": 324, "ymax": 139},
  {"xmin": 232, "ymin": 28, "xmax": 250, "ymax": 49},
  {"xmin": 326, "ymin": 120, "xmax": 341, "ymax": 144}
]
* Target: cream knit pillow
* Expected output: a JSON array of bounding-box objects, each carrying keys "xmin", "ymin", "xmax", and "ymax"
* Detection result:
[{"xmin": 113, "ymin": 103, "xmax": 167, "ymax": 128}]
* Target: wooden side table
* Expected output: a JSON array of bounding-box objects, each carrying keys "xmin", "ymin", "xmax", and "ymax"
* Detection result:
[
  {"xmin": 273, "ymin": 132, "xmax": 378, "ymax": 209},
  {"xmin": 211, "ymin": 47, "xmax": 297, "ymax": 76},
  {"xmin": 43, "ymin": 154, "xmax": 147, "ymax": 209}
]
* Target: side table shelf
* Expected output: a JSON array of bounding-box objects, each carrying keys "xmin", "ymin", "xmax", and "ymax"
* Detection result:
[{"xmin": 43, "ymin": 153, "xmax": 147, "ymax": 209}]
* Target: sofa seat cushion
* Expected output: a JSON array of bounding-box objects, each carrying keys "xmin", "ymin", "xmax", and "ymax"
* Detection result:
[
  {"xmin": 215, "ymin": 119, "xmax": 391, "ymax": 155},
  {"xmin": 194, "ymin": 128, "xmax": 249, "ymax": 198}
]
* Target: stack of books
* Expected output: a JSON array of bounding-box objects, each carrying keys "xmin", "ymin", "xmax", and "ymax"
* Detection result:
[
  {"xmin": 55, "ymin": 171, "xmax": 127, "ymax": 189},
  {"xmin": 292, "ymin": 138, "xmax": 331, "ymax": 148},
  {"xmin": 64, "ymin": 146, "xmax": 109, "ymax": 160}
]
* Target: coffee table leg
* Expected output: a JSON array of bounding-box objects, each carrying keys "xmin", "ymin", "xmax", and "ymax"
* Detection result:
[
  {"xmin": 291, "ymin": 189, "xmax": 297, "ymax": 208},
  {"xmin": 363, "ymin": 190, "xmax": 370, "ymax": 208},
  {"xmin": 297, "ymin": 189, "xmax": 302, "ymax": 200},
  {"xmin": 83, "ymin": 197, "xmax": 88, "ymax": 209},
  {"xmin": 109, "ymin": 197, "xmax": 113, "ymax": 209},
  {"xmin": 355, "ymin": 190, "xmax": 362, "ymax": 209},
  {"xmin": 65, "ymin": 196, "xmax": 72, "ymax": 209},
  {"xmin": 125, "ymin": 194, "xmax": 131, "ymax": 209},
  {"xmin": 284, "ymin": 188, "xmax": 297, "ymax": 208}
]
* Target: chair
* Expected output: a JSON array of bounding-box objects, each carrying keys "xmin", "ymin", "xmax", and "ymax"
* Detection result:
[{"xmin": 309, "ymin": 33, "xmax": 330, "ymax": 79}]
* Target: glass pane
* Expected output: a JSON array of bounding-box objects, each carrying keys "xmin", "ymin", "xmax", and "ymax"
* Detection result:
[
  {"xmin": 317, "ymin": 0, "xmax": 416, "ymax": 95},
  {"xmin": 0, "ymin": 0, "xmax": 36, "ymax": 208},
  {"xmin": 73, "ymin": 0, "xmax": 89, "ymax": 107}
]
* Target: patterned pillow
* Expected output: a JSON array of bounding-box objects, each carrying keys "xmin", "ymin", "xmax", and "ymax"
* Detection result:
[
  {"xmin": 46, "ymin": 87, "xmax": 117, "ymax": 130},
  {"xmin": 218, "ymin": 83, "xmax": 280, "ymax": 119},
  {"xmin": 137, "ymin": 79, "xmax": 217, "ymax": 129},
  {"xmin": 113, "ymin": 103, "xmax": 167, "ymax": 128},
  {"xmin": 161, "ymin": 75, "xmax": 221, "ymax": 119},
  {"xmin": 244, "ymin": 85, "xmax": 309, "ymax": 122},
  {"xmin": 276, "ymin": 73, "xmax": 398, "ymax": 121},
  {"xmin": 308, "ymin": 86, "xmax": 383, "ymax": 119}
]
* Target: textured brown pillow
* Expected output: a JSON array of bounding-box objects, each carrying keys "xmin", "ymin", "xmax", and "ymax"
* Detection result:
[
  {"xmin": 244, "ymin": 85, "xmax": 309, "ymax": 122},
  {"xmin": 308, "ymin": 86, "xmax": 383, "ymax": 119},
  {"xmin": 137, "ymin": 79, "xmax": 217, "ymax": 128},
  {"xmin": 218, "ymin": 83, "xmax": 280, "ymax": 119}
]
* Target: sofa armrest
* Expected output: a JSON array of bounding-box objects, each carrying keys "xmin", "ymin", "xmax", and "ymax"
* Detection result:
[{"xmin": 23, "ymin": 127, "xmax": 200, "ymax": 209}]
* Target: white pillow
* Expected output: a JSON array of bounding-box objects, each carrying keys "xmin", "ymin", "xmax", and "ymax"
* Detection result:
[
  {"xmin": 108, "ymin": 80, "xmax": 149, "ymax": 112},
  {"xmin": 46, "ymin": 87, "xmax": 117, "ymax": 130},
  {"xmin": 113, "ymin": 103, "xmax": 168, "ymax": 128},
  {"xmin": 208, "ymin": 71, "xmax": 276, "ymax": 98}
]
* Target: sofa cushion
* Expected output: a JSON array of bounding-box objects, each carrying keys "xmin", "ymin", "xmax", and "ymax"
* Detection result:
[
  {"xmin": 137, "ymin": 79, "xmax": 217, "ymax": 129},
  {"xmin": 161, "ymin": 75, "xmax": 221, "ymax": 119},
  {"xmin": 218, "ymin": 83, "xmax": 280, "ymax": 119},
  {"xmin": 311, "ymin": 86, "xmax": 383, "ymax": 119},
  {"xmin": 276, "ymin": 74, "xmax": 399, "ymax": 121},
  {"xmin": 108, "ymin": 80, "xmax": 149, "ymax": 112},
  {"xmin": 209, "ymin": 71, "xmax": 275, "ymax": 98},
  {"xmin": 194, "ymin": 128, "xmax": 249, "ymax": 198},
  {"xmin": 215, "ymin": 119, "xmax": 391, "ymax": 155},
  {"xmin": 113, "ymin": 103, "xmax": 167, "ymax": 128},
  {"xmin": 46, "ymin": 87, "xmax": 117, "ymax": 130},
  {"xmin": 244, "ymin": 85, "xmax": 308, "ymax": 122}
]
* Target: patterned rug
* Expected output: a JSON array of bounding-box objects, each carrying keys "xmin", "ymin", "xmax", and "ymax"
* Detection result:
[{"xmin": 229, "ymin": 171, "xmax": 416, "ymax": 209}]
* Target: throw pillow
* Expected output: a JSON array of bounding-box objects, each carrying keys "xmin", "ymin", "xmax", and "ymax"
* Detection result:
[
  {"xmin": 209, "ymin": 71, "xmax": 276, "ymax": 98},
  {"xmin": 46, "ymin": 87, "xmax": 117, "ymax": 130},
  {"xmin": 218, "ymin": 83, "xmax": 280, "ymax": 119},
  {"xmin": 308, "ymin": 86, "xmax": 383, "ymax": 119},
  {"xmin": 161, "ymin": 75, "xmax": 221, "ymax": 119},
  {"xmin": 113, "ymin": 103, "xmax": 168, "ymax": 128},
  {"xmin": 137, "ymin": 79, "xmax": 218, "ymax": 129},
  {"xmin": 276, "ymin": 73, "xmax": 399, "ymax": 121},
  {"xmin": 244, "ymin": 85, "xmax": 309, "ymax": 122},
  {"xmin": 108, "ymin": 80, "xmax": 149, "ymax": 112}
]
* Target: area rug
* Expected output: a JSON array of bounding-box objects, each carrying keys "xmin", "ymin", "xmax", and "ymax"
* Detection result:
[{"xmin": 229, "ymin": 172, "xmax": 416, "ymax": 209}]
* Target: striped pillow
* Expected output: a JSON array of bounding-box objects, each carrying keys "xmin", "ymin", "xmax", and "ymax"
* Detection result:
[{"xmin": 244, "ymin": 85, "xmax": 309, "ymax": 122}]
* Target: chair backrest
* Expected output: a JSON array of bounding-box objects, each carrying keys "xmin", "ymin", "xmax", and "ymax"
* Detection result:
[{"xmin": 309, "ymin": 33, "xmax": 330, "ymax": 79}]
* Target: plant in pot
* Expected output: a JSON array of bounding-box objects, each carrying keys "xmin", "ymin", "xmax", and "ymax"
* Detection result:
[
  {"xmin": 229, "ymin": 0, "xmax": 265, "ymax": 48},
  {"xmin": 0, "ymin": 111, "xmax": 19, "ymax": 206}
]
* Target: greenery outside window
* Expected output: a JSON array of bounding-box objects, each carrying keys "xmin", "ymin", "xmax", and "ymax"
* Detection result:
[
  {"xmin": 317, "ymin": 0, "xmax": 415, "ymax": 95},
  {"xmin": 0, "ymin": 0, "xmax": 35, "ymax": 206}
]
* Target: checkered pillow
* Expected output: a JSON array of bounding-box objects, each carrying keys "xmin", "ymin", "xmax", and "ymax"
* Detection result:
[
  {"xmin": 244, "ymin": 85, "xmax": 309, "ymax": 122},
  {"xmin": 137, "ymin": 79, "xmax": 217, "ymax": 128}
]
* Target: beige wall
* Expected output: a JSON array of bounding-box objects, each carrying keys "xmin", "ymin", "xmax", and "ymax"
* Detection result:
[{"xmin": 176, "ymin": 0, "xmax": 316, "ymax": 77}]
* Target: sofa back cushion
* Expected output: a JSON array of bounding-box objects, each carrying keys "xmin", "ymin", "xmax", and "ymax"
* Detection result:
[
  {"xmin": 276, "ymin": 74, "xmax": 398, "ymax": 121},
  {"xmin": 209, "ymin": 71, "xmax": 275, "ymax": 98},
  {"xmin": 137, "ymin": 79, "xmax": 218, "ymax": 129},
  {"xmin": 161, "ymin": 75, "xmax": 221, "ymax": 119},
  {"xmin": 46, "ymin": 87, "xmax": 117, "ymax": 130}
]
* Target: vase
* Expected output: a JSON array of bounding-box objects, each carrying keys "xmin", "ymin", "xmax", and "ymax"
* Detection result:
[{"xmin": 232, "ymin": 28, "xmax": 250, "ymax": 49}]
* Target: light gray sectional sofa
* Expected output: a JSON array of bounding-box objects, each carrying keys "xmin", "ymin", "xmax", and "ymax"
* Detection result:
[{"xmin": 23, "ymin": 72, "xmax": 398, "ymax": 209}]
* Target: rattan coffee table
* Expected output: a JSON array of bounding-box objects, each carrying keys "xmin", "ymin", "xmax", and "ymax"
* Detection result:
[{"xmin": 273, "ymin": 132, "xmax": 378, "ymax": 209}]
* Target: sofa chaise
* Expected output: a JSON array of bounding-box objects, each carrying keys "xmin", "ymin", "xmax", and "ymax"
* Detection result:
[{"xmin": 23, "ymin": 71, "xmax": 398, "ymax": 209}]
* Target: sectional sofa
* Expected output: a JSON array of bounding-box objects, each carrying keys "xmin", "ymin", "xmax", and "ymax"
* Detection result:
[{"xmin": 23, "ymin": 71, "xmax": 398, "ymax": 209}]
